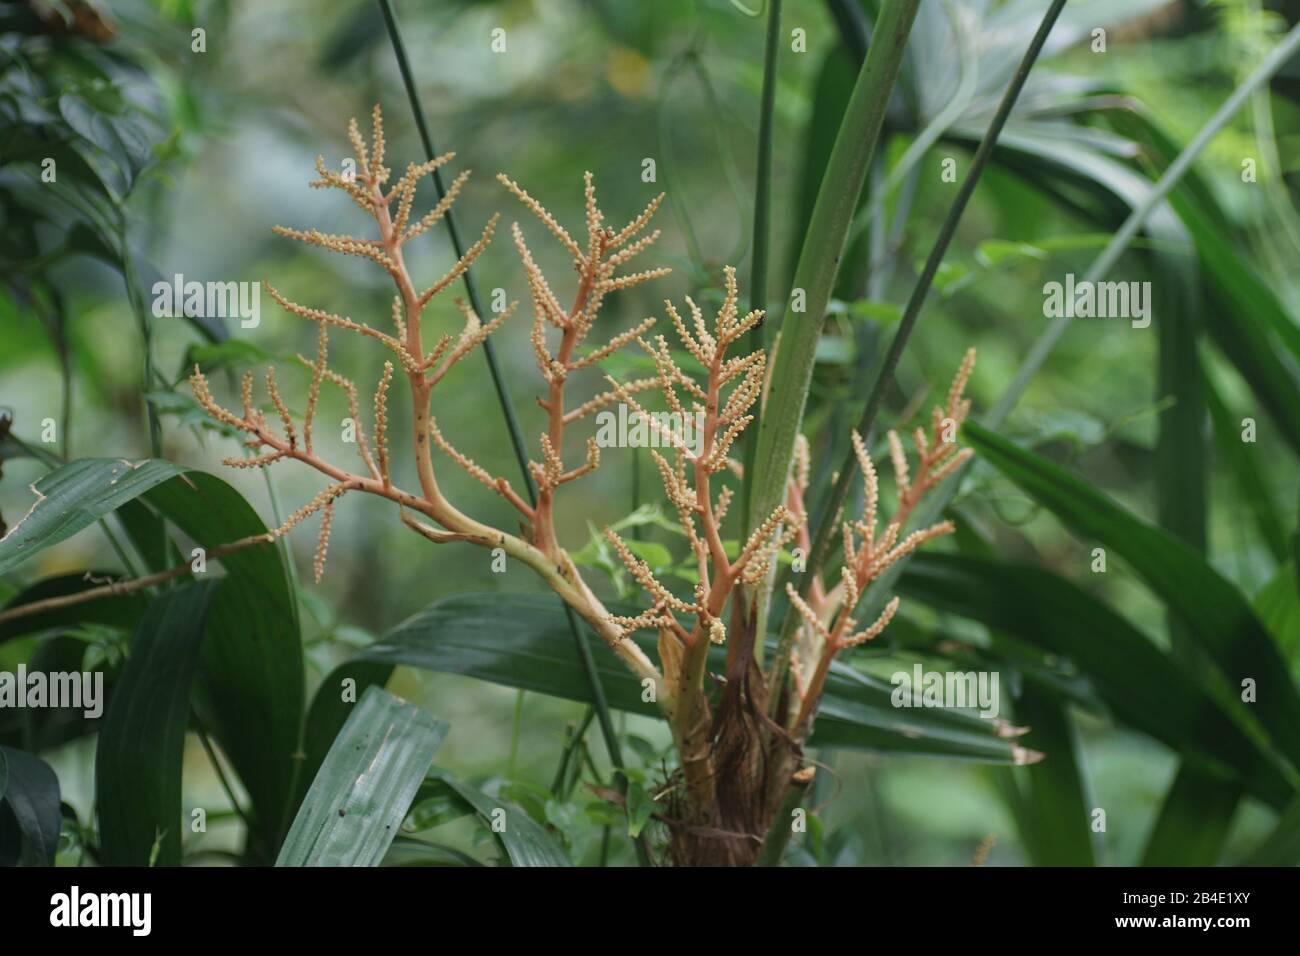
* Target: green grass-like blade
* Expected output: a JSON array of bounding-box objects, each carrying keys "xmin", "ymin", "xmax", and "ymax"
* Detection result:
[
  {"xmin": 964, "ymin": 421, "xmax": 1300, "ymax": 779},
  {"xmin": 746, "ymin": 0, "xmax": 920, "ymax": 538},
  {"xmin": 96, "ymin": 581, "xmax": 217, "ymax": 866},
  {"xmin": 429, "ymin": 774, "xmax": 571, "ymax": 867},
  {"xmin": 1141, "ymin": 766, "xmax": 1239, "ymax": 866},
  {"xmin": 277, "ymin": 686, "xmax": 447, "ymax": 867},
  {"xmin": 1008, "ymin": 686, "xmax": 1096, "ymax": 866},
  {"xmin": 899, "ymin": 553, "xmax": 1297, "ymax": 810},
  {"xmin": 145, "ymin": 472, "xmax": 304, "ymax": 855}
]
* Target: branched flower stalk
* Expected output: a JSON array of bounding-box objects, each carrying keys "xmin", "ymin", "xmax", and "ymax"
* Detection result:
[
  {"xmin": 183, "ymin": 106, "xmax": 976, "ymax": 865},
  {"xmin": 783, "ymin": 349, "xmax": 975, "ymax": 734}
]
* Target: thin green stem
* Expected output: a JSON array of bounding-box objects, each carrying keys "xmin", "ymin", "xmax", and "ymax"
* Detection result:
[
  {"xmin": 746, "ymin": 0, "xmax": 921, "ymax": 643},
  {"xmin": 508, "ymin": 688, "xmax": 524, "ymax": 778},
  {"xmin": 118, "ymin": 223, "xmax": 173, "ymax": 577},
  {"xmin": 196, "ymin": 718, "xmax": 267, "ymax": 862},
  {"xmin": 47, "ymin": 290, "xmax": 72, "ymax": 460},
  {"xmin": 550, "ymin": 708, "xmax": 595, "ymax": 796},
  {"xmin": 740, "ymin": 0, "xmax": 782, "ymax": 543},
  {"xmin": 119, "ymin": 228, "xmax": 162, "ymax": 458}
]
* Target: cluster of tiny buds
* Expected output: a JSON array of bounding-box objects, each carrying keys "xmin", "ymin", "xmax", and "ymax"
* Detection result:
[{"xmin": 783, "ymin": 349, "xmax": 977, "ymax": 730}]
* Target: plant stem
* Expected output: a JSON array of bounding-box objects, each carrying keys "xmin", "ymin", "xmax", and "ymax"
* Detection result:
[
  {"xmin": 740, "ymin": 0, "xmax": 783, "ymax": 544},
  {"xmin": 47, "ymin": 289, "xmax": 72, "ymax": 460},
  {"xmin": 375, "ymin": 0, "xmax": 650, "ymax": 865},
  {"xmin": 119, "ymin": 228, "xmax": 163, "ymax": 458},
  {"xmin": 196, "ymin": 719, "xmax": 268, "ymax": 862},
  {"xmin": 550, "ymin": 707, "xmax": 595, "ymax": 796},
  {"xmin": 118, "ymin": 225, "xmax": 174, "ymax": 577},
  {"xmin": 767, "ymin": 0, "xmax": 1070, "ymax": 709},
  {"xmin": 746, "ymin": 0, "xmax": 920, "ymax": 628},
  {"xmin": 0, "ymin": 530, "xmax": 275, "ymax": 626},
  {"xmin": 508, "ymin": 688, "xmax": 524, "ymax": 778}
]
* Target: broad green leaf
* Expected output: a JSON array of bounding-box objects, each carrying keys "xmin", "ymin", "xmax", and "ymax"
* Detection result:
[
  {"xmin": 114, "ymin": 498, "xmax": 175, "ymax": 573},
  {"xmin": 794, "ymin": 47, "xmax": 872, "ymax": 299},
  {"xmin": 626, "ymin": 781, "xmax": 654, "ymax": 839},
  {"xmin": 277, "ymin": 686, "xmax": 447, "ymax": 867},
  {"xmin": 0, "ymin": 634, "xmax": 116, "ymax": 754},
  {"xmin": 794, "ymin": 47, "xmax": 856, "ymax": 258},
  {"xmin": 58, "ymin": 93, "xmax": 154, "ymax": 196},
  {"xmin": 144, "ymin": 391, "xmax": 239, "ymax": 439},
  {"xmin": 1141, "ymin": 766, "xmax": 1240, "ymax": 866},
  {"xmin": 1204, "ymin": 369, "xmax": 1288, "ymax": 562},
  {"xmin": 1244, "ymin": 795, "xmax": 1300, "ymax": 866},
  {"xmin": 96, "ymin": 581, "xmax": 217, "ymax": 866},
  {"xmin": 1151, "ymin": 234, "xmax": 1205, "ymax": 559},
  {"xmin": 182, "ymin": 339, "xmax": 279, "ymax": 378},
  {"xmin": 1171, "ymin": 191, "xmax": 1300, "ymax": 455},
  {"xmin": 144, "ymin": 472, "xmax": 303, "ymax": 857},
  {"xmin": 0, "ymin": 746, "xmax": 60, "ymax": 865},
  {"xmin": 1256, "ymin": 563, "xmax": 1300, "ymax": 665},
  {"xmin": 0, "ymin": 458, "xmax": 184, "ymax": 575},
  {"xmin": 300, "ymin": 660, "xmax": 394, "ymax": 808},
  {"xmin": 431, "ymin": 774, "xmax": 571, "ymax": 867},
  {"xmin": 975, "ymin": 239, "xmax": 1048, "ymax": 267},
  {"xmin": 998, "ymin": 685, "xmax": 1095, "ymax": 866},
  {"xmin": 1018, "ymin": 692, "xmax": 1094, "ymax": 865},
  {"xmin": 812, "ymin": 657, "xmax": 1021, "ymax": 760},
  {"xmin": 403, "ymin": 782, "xmax": 475, "ymax": 834},
  {"xmin": 964, "ymin": 421, "xmax": 1300, "ymax": 777},
  {"xmin": 0, "ymin": 459, "xmax": 307, "ymax": 855}
]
